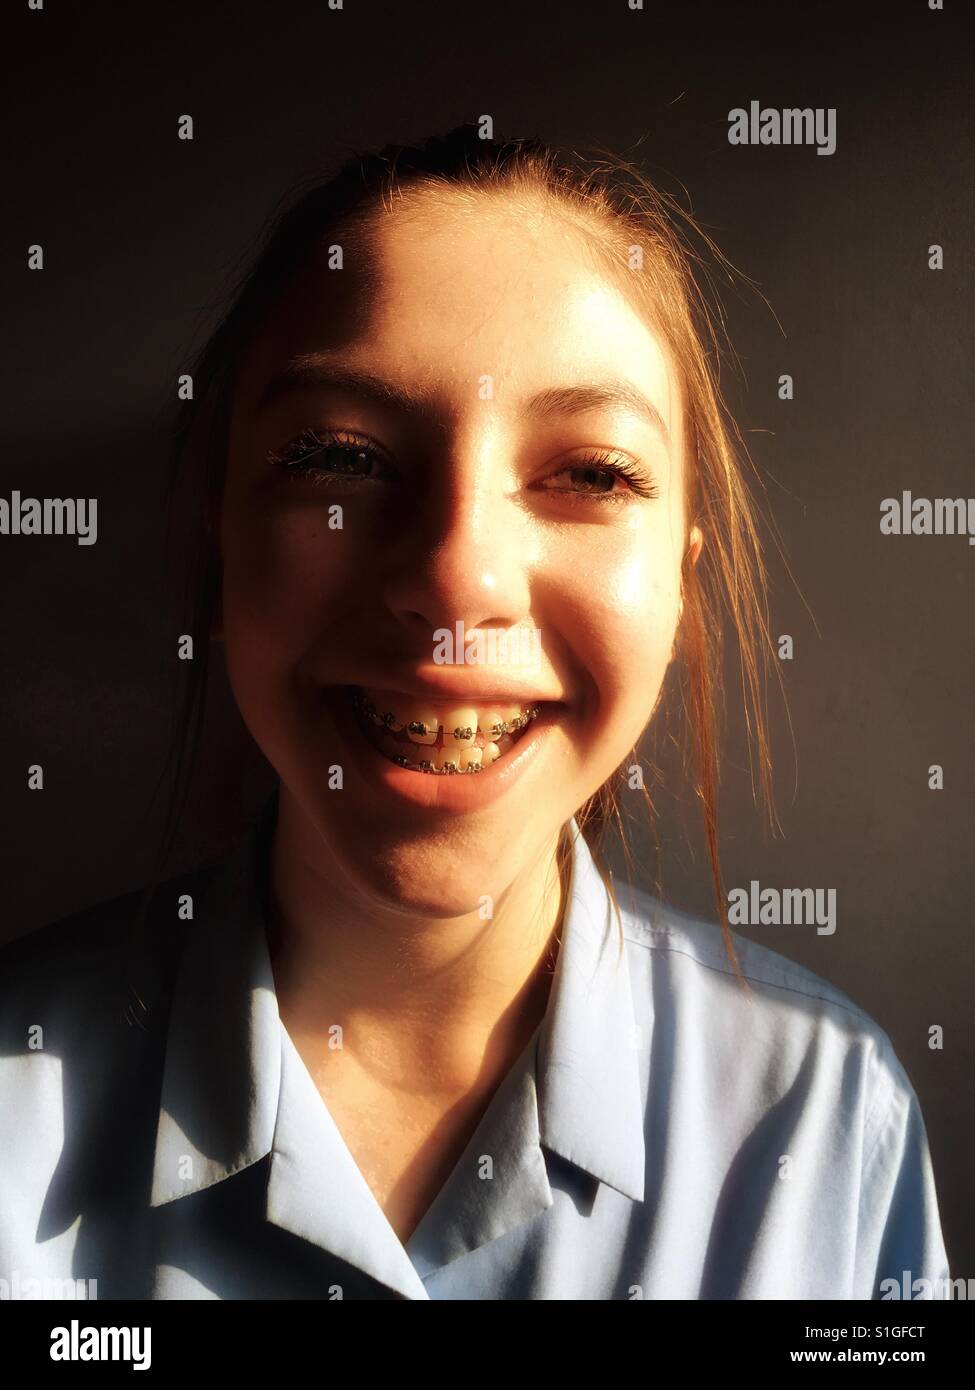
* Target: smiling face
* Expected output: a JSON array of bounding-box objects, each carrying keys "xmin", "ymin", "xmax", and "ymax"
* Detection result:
[{"xmin": 219, "ymin": 191, "xmax": 700, "ymax": 915}]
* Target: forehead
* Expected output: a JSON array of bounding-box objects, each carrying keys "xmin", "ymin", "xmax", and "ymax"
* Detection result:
[{"xmin": 234, "ymin": 192, "xmax": 681, "ymax": 442}]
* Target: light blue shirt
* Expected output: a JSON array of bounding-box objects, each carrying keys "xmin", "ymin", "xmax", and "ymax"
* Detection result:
[{"xmin": 0, "ymin": 793, "xmax": 950, "ymax": 1300}]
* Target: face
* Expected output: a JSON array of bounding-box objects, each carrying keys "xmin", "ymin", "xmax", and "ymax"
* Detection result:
[{"xmin": 219, "ymin": 192, "xmax": 701, "ymax": 916}]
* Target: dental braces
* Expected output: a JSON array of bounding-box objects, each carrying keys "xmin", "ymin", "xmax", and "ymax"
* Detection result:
[
  {"xmin": 351, "ymin": 690, "xmax": 541, "ymax": 742},
  {"xmin": 392, "ymin": 755, "xmax": 484, "ymax": 775}
]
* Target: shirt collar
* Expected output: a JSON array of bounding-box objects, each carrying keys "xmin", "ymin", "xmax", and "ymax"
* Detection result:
[
  {"xmin": 536, "ymin": 819, "xmax": 646, "ymax": 1202},
  {"xmin": 149, "ymin": 797, "xmax": 281, "ymax": 1209},
  {"xmin": 149, "ymin": 796, "xmax": 646, "ymax": 1285}
]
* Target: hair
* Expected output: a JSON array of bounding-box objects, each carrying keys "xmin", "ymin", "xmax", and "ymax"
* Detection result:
[{"xmin": 131, "ymin": 121, "xmax": 787, "ymax": 1016}]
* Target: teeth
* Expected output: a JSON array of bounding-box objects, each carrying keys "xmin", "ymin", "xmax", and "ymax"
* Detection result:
[
  {"xmin": 480, "ymin": 706, "xmax": 508, "ymax": 741},
  {"xmin": 350, "ymin": 688, "xmax": 544, "ymax": 774},
  {"xmin": 355, "ymin": 687, "xmax": 539, "ymax": 741},
  {"xmin": 405, "ymin": 710, "xmax": 439, "ymax": 746},
  {"xmin": 432, "ymin": 744, "xmax": 462, "ymax": 773},
  {"xmin": 442, "ymin": 707, "xmax": 479, "ymax": 747}
]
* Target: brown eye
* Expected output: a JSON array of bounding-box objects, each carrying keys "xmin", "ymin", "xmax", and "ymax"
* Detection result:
[
  {"xmin": 562, "ymin": 465, "xmax": 617, "ymax": 495},
  {"xmin": 539, "ymin": 450, "xmax": 660, "ymax": 504},
  {"xmin": 266, "ymin": 428, "xmax": 393, "ymax": 483}
]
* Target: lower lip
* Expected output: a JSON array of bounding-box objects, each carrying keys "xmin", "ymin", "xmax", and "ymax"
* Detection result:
[{"xmin": 324, "ymin": 686, "xmax": 562, "ymax": 814}]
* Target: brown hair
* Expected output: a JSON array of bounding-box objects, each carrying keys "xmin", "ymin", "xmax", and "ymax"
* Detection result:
[{"xmin": 139, "ymin": 123, "xmax": 785, "ymax": 1007}]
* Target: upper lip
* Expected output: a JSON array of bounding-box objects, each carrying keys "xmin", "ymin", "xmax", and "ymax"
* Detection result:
[{"xmin": 341, "ymin": 674, "xmax": 563, "ymax": 705}]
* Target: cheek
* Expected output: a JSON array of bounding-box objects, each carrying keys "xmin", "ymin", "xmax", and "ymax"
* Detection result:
[
  {"xmin": 557, "ymin": 531, "xmax": 680, "ymax": 734},
  {"xmin": 219, "ymin": 499, "xmax": 354, "ymax": 683}
]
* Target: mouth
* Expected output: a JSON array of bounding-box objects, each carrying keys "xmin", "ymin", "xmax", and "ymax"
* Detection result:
[{"xmin": 347, "ymin": 685, "xmax": 545, "ymax": 775}]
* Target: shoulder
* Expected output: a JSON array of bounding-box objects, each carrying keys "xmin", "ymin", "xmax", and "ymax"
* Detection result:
[
  {"xmin": 616, "ymin": 882, "xmax": 915, "ymax": 1136},
  {"xmin": 620, "ymin": 882, "xmax": 876, "ymax": 1022},
  {"xmin": 614, "ymin": 884, "xmax": 949, "ymax": 1295},
  {"xmin": 0, "ymin": 856, "xmax": 228, "ymax": 1232},
  {"xmin": 0, "ymin": 856, "xmax": 225, "ymax": 1050}
]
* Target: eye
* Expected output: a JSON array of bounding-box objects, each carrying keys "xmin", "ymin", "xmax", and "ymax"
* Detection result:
[
  {"xmin": 539, "ymin": 450, "xmax": 660, "ymax": 505},
  {"xmin": 265, "ymin": 428, "xmax": 394, "ymax": 484}
]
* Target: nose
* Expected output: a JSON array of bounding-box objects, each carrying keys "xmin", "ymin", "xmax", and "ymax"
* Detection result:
[{"xmin": 379, "ymin": 446, "xmax": 533, "ymax": 643}]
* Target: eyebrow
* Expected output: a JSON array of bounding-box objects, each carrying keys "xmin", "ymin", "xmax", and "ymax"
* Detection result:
[{"xmin": 256, "ymin": 358, "xmax": 671, "ymax": 446}]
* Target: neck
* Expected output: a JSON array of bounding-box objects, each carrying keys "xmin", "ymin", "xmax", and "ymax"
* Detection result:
[{"xmin": 264, "ymin": 788, "xmax": 569, "ymax": 1096}]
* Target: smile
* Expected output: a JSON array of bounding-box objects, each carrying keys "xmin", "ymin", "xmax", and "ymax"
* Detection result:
[{"xmin": 349, "ymin": 686, "xmax": 543, "ymax": 774}]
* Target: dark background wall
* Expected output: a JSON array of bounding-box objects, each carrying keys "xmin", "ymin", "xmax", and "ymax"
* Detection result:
[{"xmin": 1, "ymin": 0, "xmax": 971, "ymax": 1277}]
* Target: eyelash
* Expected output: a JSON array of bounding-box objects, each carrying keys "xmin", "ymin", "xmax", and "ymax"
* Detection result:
[{"xmin": 264, "ymin": 427, "xmax": 660, "ymax": 505}]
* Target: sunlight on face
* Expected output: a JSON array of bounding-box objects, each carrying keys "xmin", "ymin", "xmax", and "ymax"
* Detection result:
[{"xmin": 219, "ymin": 192, "xmax": 696, "ymax": 912}]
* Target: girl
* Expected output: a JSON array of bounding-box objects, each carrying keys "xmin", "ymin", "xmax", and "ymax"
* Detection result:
[{"xmin": 0, "ymin": 125, "xmax": 949, "ymax": 1300}]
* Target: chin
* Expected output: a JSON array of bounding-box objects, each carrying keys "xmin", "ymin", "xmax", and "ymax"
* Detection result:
[{"xmin": 329, "ymin": 832, "xmax": 524, "ymax": 919}]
